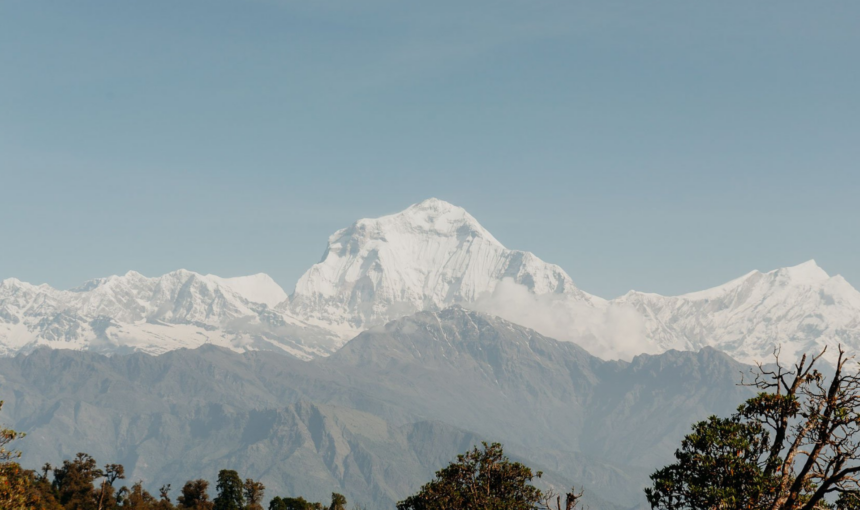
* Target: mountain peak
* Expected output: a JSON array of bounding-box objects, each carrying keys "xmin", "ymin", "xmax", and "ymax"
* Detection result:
[
  {"xmin": 649, "ymin": 261, "xmax": 832, "ymax": 302},
  {"xmin": 405, "ymin": 198, "xmax": 473, "ymax": 221},
  {"xmin": 773, "ymin": 259, "xmax": 830, "ymax": 285},
  {"xmin": 163, "ymin": 268, "xmax": 197, "ymax": 279},
  {"xmin": 410, "ymin": 197, "xmax": 459, "ymax": 211},
  {"xmin": 349, "ymin": 198, "xmax": 498, "ymax": 245},
  {"xmin": 289, "ymin": 199, "xmax": 581, "ymax": 333},
  {"xmin": 617, "ymin": 258, "xmax": 860, "ymax": 365},
  {"xmin": 0, "ymin": 278, "xmax": 56, "ymax": 295}
]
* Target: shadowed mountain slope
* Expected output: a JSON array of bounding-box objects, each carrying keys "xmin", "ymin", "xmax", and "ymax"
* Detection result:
[{"xmin": 0, "ymin": 308, "xmax": 753, "ymax": 508}]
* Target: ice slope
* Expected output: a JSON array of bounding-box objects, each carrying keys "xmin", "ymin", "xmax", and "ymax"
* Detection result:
[{"xmin": 207, "ymin": 273, "xmax": 288, "ymax": 308}]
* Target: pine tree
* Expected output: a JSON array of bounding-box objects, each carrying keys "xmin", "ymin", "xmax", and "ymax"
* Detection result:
[{"xmin": 213, "ymin": 470, "xmax": 244, "ymax": 510}]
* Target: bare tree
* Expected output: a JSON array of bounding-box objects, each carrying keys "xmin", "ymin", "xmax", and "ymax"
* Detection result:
[
  {"xmin": 542, "ymin": 487, "xmax": 584, "ymax": 510},
  {"xmin": 243, "ymin": 478, "xmax": 265, "ymax": 510},
  {"xmin": 648, "ymin": 345, "xmax": 860, "ymax": 510},
  {"xmin": 98, "ymin": 463, "xmax": 125, "ymax": 510},
  {"xmin": 742, "ymin": 345, "xmax": 860, "ymax": 510}
]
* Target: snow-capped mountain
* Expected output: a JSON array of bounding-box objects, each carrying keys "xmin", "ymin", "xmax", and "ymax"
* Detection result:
[
  {"xmin": 1, "ymin": 198, "xmax": 859, "ymax": 365},
  {"xmin": 0, "ymin": 199, "xmax": 597, "ymax": 358},
  {"xmin": 0, "ymin": 270, "xmax": 337, "ymax": 358},
  {"xmin": 614, "ymin": 260, "xmax": 860, "ymax": 365},
  {"xmin": 284, "ymin": 198, "xmax": 599, "ymax": 333}
]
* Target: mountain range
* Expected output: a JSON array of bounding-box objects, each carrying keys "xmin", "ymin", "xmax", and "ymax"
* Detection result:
[{"xmin": 2, "ymin": 198, "xmax": 858, "ymax": 365}]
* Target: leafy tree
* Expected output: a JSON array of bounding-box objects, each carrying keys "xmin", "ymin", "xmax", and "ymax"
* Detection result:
[
  {"xmin": 178, "ymin": 479, "xmax": 214, "ymax": 510},
  {"xmin": 329, "ymin": 493, "xmax": 346, "ymax": 510},
  {"xmin": 0, "ymin": 463, "xmax": 63, "ymax": 509},
  {"xmin": 838, "ymin": 493, "xmax": 860, "ymax": 510},
  {"xmin": 154, "ymin": 484, "xmax": 176, "ymax": 510},
  {"xmin": 53, "ymin": 453, "xmax": 104, "ymax": 510},
  {"xmin": 647, "ymin": 346, "xmax": 860, "ymax": 510},
  {"xmin": 645, "ymin": 415, "xmax": 779, "ymax": 509},
  {"xmin": 1, "ymin": 462, "xmax": 32, "ymax": 509},
  {"xmin": 243, "ymin": 478, "xmax": 265, "ymax": 510},
  {"xmin": 0, "ymin": 401, "xmax": 24, "ymax": 463},
  {"xmin": 97, "ymin": 463, "xmax": 125, "ymax": 510},
  {"xmin": 213, "ymin": 470, "xmax": 244, "ymax": 510},
  {"xmin": 270, "ymin": 496, "xmax": 320, "ymax": 510},
  {"xmin": 397, "ymin": 442, "xmax": 581, "ymax": 510},
  {"xmin": 0, "ymin": 400, "xmax": 30, "ymax": 509},
  {"xmin": 0, "ymin": 402, "xmax": 61, "ymax": 510},
  {"xmin": 31, "ymin": 463, "xmax": 65, "ymax": 510},
  {"xmin": 119, "ymin": 481, "xmax": 158, "ymax": 509}
]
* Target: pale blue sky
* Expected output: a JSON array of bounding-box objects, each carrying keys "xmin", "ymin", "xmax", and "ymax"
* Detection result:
[{"xmin": 1, "ymin": 0, "xmax": 858, "ymax": 298}]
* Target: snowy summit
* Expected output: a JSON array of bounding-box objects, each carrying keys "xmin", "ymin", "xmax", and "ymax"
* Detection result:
[{"xmin": 286, "ymin": 198, "xmax": 592, "ymax": 330}]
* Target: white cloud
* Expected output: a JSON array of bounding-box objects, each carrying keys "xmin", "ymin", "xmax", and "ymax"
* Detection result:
[{"xmin": 467, "ymin": 278, "xmax": 658, "ymax": 361}]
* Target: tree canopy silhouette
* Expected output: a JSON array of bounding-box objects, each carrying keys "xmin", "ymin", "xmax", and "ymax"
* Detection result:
[
  {"xmin": 214, "ymin": 470, "xmax": 245, "ymax": 510},
  {"xmin": 397, "ymin": 442, "xmax": 581, "ymax": 510},
  {"xmin": 647, "ymin": 346, "xmax": 860, "ymax": 510}
]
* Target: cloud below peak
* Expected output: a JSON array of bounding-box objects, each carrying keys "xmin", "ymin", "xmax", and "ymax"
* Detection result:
[{"xmin": 468, "ymin": 278, "xmax": 656, "ymax": 361}]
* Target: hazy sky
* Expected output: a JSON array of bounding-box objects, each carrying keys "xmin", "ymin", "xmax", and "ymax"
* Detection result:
[{"xmin": 2, "ymin": 0, "xmax": 858, "ymax": 299}]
